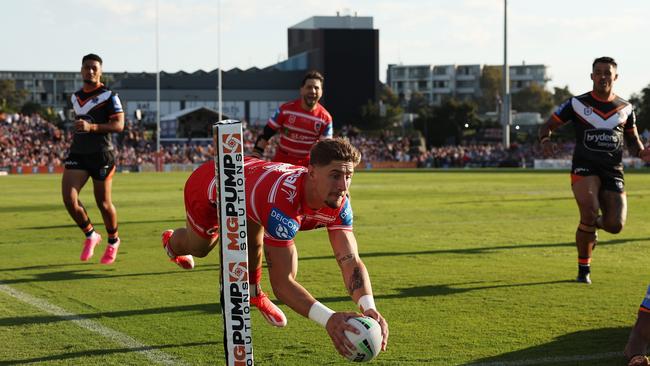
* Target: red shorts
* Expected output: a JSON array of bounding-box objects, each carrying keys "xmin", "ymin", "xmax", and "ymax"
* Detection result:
[
  {"xmin": 273, "ymin": 149, "xmax": 310, "ymax": 167},
  {"xmin": 184, "ymin": 163, "xmax": 220, "ymax": 240}
]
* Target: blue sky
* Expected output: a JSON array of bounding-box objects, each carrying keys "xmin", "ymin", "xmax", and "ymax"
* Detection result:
[{"xmin": 3, "ymin": 0, "xmax": 650, "ymax": 99}]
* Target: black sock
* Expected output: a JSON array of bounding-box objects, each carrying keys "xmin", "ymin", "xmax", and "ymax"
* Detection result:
[
  {"xmin": 84, "ymin": 228, "xmax": 95, "ymax": 238},
  {"xmin": 108, "ymin": 237, "xmax": 119, "ymax": 245}
]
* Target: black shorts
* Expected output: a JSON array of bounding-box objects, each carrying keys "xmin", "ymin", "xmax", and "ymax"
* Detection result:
[
  {"xmin": 571, "ymin": 161, "xmax": 624, "ymax": 193},
  {"xmin": 64, "ymin": 151, "xmax": 116, "ymax": 181}
]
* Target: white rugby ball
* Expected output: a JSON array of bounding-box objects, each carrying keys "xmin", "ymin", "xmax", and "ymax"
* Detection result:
[{"xmin": 343, "ymin": 316, "xmax": 382, "ymax": 362}]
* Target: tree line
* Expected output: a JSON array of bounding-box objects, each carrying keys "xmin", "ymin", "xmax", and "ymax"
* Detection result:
[{"xmin": 359, "ymin": 66, "xmax": 650, "ymax": 147}]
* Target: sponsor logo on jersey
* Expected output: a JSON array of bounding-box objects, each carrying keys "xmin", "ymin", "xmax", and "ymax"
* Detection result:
[
  {"xmin": 583, "ymin": 129, "xmax": 622, "ymax": 152},
  {"xmin": 314, "ymin": 121, "xmax": 322, "ymax": 133},
  {"xmin": 269, "ymin": 208, "xmax": 298, "ymax": 240},
  {"xmin": 339, "ymin": 199, "xmax": 353, "ymax": 226},
  {"xmin": 584, "ymin": 106, "xmax": 593, "ymax": 116},
  {"xmin": 280, "ymin": 171, "xmax": 301, "ymax": 203},
  {"xmin": 281, "ymin": 188, "xmax": 297, "ymax": 203}
]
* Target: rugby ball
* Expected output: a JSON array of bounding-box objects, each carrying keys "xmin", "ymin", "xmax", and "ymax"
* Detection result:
[{"xmin": 344, "ymin": 316, "xmax": 382, "ymax": 362}]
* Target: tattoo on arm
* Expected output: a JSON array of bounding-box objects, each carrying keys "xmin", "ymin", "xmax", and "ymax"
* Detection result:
[
  {"xmin": 337, "ymin": 253, "xmax": 355, "ymax": 265},
  {"xmin": 347, "ymin": 267, "xmax": 363, "ymax": 295}
]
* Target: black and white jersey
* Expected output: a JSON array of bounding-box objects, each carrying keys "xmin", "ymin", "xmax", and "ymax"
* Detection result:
[
  {"xmin": 552, "ymin": 91, "xmax": 636, "ymax": 169},
  {"xmin": 69, "ymin": 84, "xmax": 123, "ymax": 154}
]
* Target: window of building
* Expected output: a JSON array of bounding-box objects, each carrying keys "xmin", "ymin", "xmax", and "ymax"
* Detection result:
[
  {"xmin": 434, "ymin": 67, "xmax": 448, "ymax": 75},
  {"xmin": 418, "ymin": 81, "xmax": 427, "ymax": 89}
]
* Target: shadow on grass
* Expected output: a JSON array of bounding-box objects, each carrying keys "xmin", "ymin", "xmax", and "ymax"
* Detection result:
[
  {"xmin": 18, "ymin": 217, "xmax": 185, "ymax": 230},
  {"xmin": 0, "ymin": 302, "xmax": 221, "ymax": 327},
  {"xmin": 319, "ymin": 279, "xmax": 575, "ymax": 304},
  {"xmin": 300, "ymin": 236, "xmax": 650, "ymax": 262},
  {"xmin": 0, "ymin": 341, "xmax": 217, "ymax": 365},
  {"xmin": 464, "ymin": 327, "xmax": 630, "ymax": 366},
  {"xmin": 0, "ymin": 265, "xmax": 218, "ymax": 285}
]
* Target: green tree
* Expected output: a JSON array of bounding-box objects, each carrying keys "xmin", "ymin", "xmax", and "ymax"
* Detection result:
[
  {"xmin": 511, "ymin": 83, "xmax": 554, "ymax": 117},
  {"xmin": 479, "ymin": 65, "xmax": 502, "ymax": 113},
  {"xmin": 630, "ymin": 84, "xmax": 650, "ymax": 133},
  {"xmin": 414, "ymin": 98, "xmax": 479, "ymax": 147},
  {"xmin": 358, "ymin": 86, "xmax": 403, "ymax": 129},
  {"xmin": 552, "ymin": 85, "xmax": 573, "ymax": 106},
  {"xmin": 0, "ymin": 80, "xmax": 28, "ymax": 113},
  {"xmin": 20, "ymin": 101, "xmax": 43, "ymax": 116}
]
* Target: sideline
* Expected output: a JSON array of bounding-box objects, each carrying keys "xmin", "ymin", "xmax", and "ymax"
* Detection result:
[{"xmin": 0, "ymin": 283, "xmax": 185, "ymax": 365}]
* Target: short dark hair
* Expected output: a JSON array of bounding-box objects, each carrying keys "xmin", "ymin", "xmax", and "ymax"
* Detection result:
[
  {"xmin": 592, "ymin": 56, "xmax": 616, "ymax": 69},
  {"xmin": 310, "ymin": 138, "xmax": 361, "ymax": 167},
  {"xmin": 82, "ymin": 53, "xmax": 103, "ymax": 65},
  {"xmin": 301, "ymin": 70, "xmax": 324, "ymax": 87}
]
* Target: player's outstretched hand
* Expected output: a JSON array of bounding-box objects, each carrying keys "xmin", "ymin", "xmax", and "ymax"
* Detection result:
[
  {"xmin": 629, "ymin": 355, "xmax": 650, "ymax": 366},
  {"xmin": 363, "ymin": 308, "xmax": 389, "ymax": 352},
  {"xmin": 639, "ymin": 148, "xmax": 650, "ymax": 163},
  {"xmin": 325, "ymin": 311, "xmax": 362, "ymax": 358}
]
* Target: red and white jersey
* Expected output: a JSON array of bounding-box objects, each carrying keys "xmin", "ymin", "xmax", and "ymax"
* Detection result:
[
  {"xmin": 190, "ymin": 158, "xmax": 353, "ymax": 247},
  {"xmin": 267, "ymin": 99, "xmax": 333, "ymax": 158},
  {"xmin": 243, "ymin": 157, "xmax": 352, "ymax": 247}
]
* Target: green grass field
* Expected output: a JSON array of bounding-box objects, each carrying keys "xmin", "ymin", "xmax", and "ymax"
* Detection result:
[{"xmin": 2, "ymin": 169, "xmax": 650, "ymax": 365}]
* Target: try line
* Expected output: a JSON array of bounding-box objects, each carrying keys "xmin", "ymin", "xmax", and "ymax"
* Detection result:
[{"xmin": 0, "ymin": 282, "xmax": 185, "ymax": 365}]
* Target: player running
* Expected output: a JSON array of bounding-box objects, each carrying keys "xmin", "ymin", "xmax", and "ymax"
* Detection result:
[
  {"xmin": 161, "ymin": 138, "xmax": 388, "ymax": 357},
  {"xmin": 62, "ymin": 53, "xmax": 124, "ymax": 264},
  {"xmin": 538, "ymin": 56, "xmax": 650, "ymax": 284},
  {"xmin": 252, "ymin": 70, "xmax": 333, "ymax": 167}
]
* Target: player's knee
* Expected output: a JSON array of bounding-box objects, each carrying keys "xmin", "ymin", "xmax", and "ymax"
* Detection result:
[
  {"xmin": 605, "ymin": 221, "xmax": 624, "ymax": 234},
  {"xmin": 188, "ymin": 245, "xmax": 212, "ymax": 258},
  {"xmin": 97, "ymin": 200, "xmax": 113, "ymax": 213}
]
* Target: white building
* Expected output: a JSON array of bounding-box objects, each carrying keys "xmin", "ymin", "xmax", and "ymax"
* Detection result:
[{"xmin": 386, "ymin": 62, "xmax": 548, "ymax": 105}]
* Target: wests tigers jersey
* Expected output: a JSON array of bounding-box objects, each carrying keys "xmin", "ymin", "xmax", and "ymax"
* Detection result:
[
  {"xmin": 552, "ymin": 91, "xmax": 636, "ymax": 168},
  {"xmin": 70, "ymin": 84, "xmax": 123, "ymax": 153}
]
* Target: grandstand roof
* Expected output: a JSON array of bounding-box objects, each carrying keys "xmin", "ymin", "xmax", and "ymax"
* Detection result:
[
  {"xmin": 113, "ymin": 67, "xmax": 306, "ymax": 90},
  {"xmin": 161, "ymin": 106, "xmax": 225, "ymax": 122}
]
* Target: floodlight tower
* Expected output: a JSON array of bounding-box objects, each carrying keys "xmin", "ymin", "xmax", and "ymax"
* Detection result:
[
  {"xmin": 155, "ymin": 0, "xmax": 161, "ymax": 169},
  {"xmin": 502, "ymin": 0, "xmax": 511, "ymax": 148}
]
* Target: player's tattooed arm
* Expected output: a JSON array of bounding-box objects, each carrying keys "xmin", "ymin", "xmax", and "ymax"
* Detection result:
[
  {"xmin": 347, "ymin": 267, "xmax": 364, "ymax": 295},
  {"xmin": 336, "ymin": 252, "xmax": 355, "ymax": 265}
]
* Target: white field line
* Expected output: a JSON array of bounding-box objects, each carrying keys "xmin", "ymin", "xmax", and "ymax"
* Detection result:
[
  {"xmin": 0, "ymin": 283, "xmax": 185, "ymax": 366},
  {"xmin": 467, "ymin": 351, "xmax": 621, "ymax": 366}
]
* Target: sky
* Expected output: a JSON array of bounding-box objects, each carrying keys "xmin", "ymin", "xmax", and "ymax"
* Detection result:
[{"xmin": 3, "ymin": 0, "xmax": 650, "ymax": 100}]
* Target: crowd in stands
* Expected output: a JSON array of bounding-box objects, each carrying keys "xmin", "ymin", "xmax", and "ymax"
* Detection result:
[{"xmin": 0, "ymin": 112, "xmax": 641, "ymax": 171}]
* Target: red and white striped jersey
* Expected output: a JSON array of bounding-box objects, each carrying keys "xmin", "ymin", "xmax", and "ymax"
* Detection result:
[
  {"xmin": 267, "ymin": 99, "xmax": 333, "ymax": 159},
  {"xmin": 243, "ymin": 157, "xmax": 352, "ymax": 247}
]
